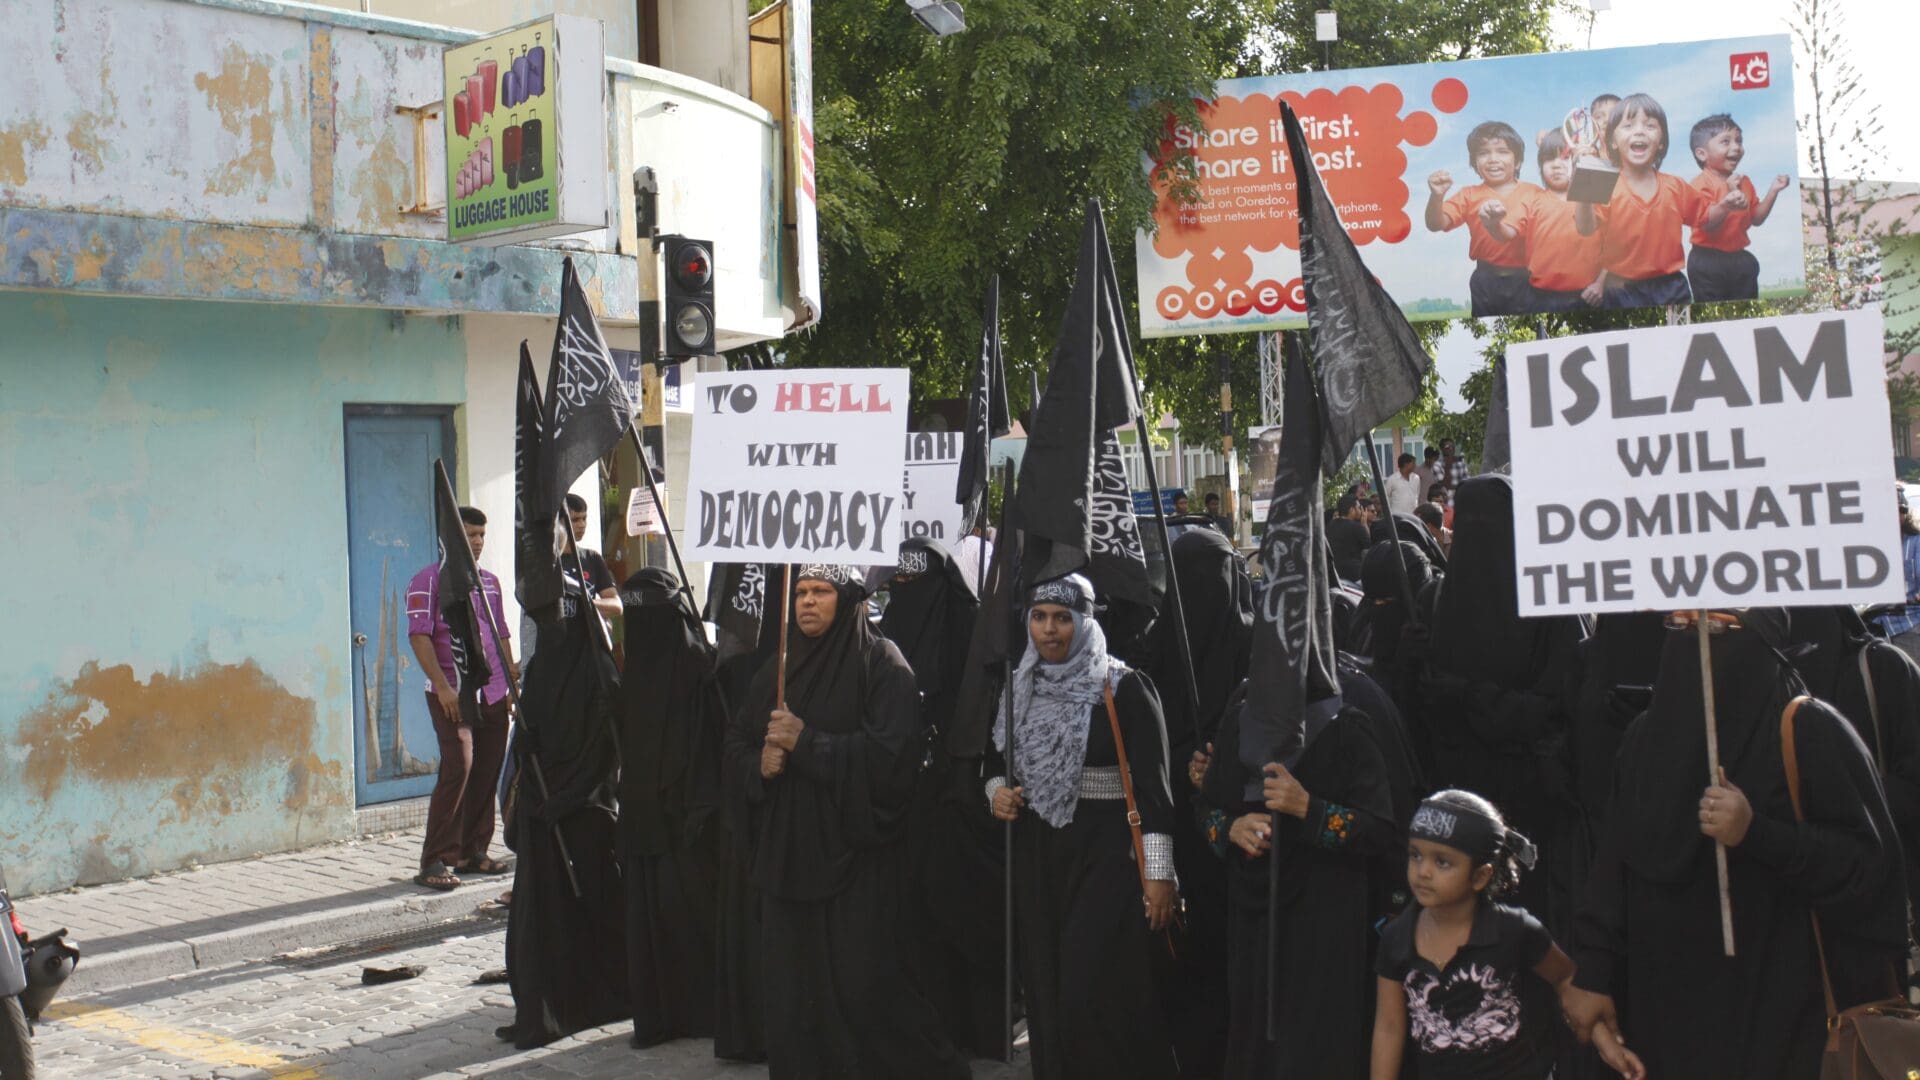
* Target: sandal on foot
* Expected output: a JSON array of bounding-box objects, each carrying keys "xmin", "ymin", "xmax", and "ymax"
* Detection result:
[
  {"xmin": 414, "ymin": 863, "xmax": 461, "ymax": 891},
  {"xmin": 459, "ymin": 856, "xmax": 512, "ymax": 876}
]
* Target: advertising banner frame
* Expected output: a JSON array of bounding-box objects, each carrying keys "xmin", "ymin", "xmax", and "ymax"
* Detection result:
[{"xmin": 1137, "ymin": 35, "xmax": 1803, "ymax": 337}]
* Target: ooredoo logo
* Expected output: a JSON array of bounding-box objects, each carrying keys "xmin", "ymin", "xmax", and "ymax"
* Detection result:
[{"xmin": 1730, "ymin": 52, "xmax": 1770, "ymax": 90}]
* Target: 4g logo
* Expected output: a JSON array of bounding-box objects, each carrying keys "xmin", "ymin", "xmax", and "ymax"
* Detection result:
[{"xmin": 1730, "ymin": 51, "xmax": 1770, "ymax": 90}]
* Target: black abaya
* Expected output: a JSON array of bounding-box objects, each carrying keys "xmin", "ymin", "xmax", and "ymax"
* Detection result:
[
  {"xmin": 503, "ymin": 600, "xmax": 628, "ymax": 1048},
  {"xmin": 1785, "ymin": 605, "xmax": 1920, "ymax": 889},
  {"xmin": 1146, "ymin": 528, "xmax": 1252, "ymax": 1079},
  {"xmin": 723, "ymin": 580, "xmax": 968, "ymax": 1080},
  {"xmin": 996, "ymin": 670, "xmax": 1180, "ymax": 1080},
  {"xmin": 1575, "ymin": 614, "xmax": 1910, "ymax": 1077},
  {"xmin": 1201, "ymin": 695, "xmax": 1397, "ymax": 1080},
  {"xmin": 880, "ymin": 543, "xmax": 1004, "ymax": 1059},
  {"xmin": 617, "ymin": 569, "xmax": 723, "ymax": 1047}
]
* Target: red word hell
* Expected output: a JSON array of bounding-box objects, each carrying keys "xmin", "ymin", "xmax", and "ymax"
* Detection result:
[
  {"xmin": 1729, "ymin": 52, "xmax": 1770, "ymax": 90},
  {"xmin": 774, "ymin": 382, "xmax": 895, "ymax": 413},
  {"xmin": 1157, "ymin": 278, "xmax": 1306, "ymax": 321}
]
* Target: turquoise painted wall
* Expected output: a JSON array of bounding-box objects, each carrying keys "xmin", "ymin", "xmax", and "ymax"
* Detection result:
[{"xmin": 0, "ymin": 293, "xmax": 467, "ymax": 895}]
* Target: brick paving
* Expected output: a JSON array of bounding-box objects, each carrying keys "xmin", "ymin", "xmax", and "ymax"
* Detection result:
[{"xmin": 16, "ymin": 827, "xmax": 1030, "ymax": 1078}]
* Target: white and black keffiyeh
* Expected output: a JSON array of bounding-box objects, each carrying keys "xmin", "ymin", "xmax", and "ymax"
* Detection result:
[{"xmin": 993, "ymin": 594, "xmax": 1122, "ymax": 829}]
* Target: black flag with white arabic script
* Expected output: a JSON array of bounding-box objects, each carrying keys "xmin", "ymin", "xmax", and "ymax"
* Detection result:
[
  {"xmin": 1012, "ymin": 200, "xmax": 1145, "ymax": 606},
  {"xmin": 956, "ymin": 276, "xmax": 1011, "ymax": 530},
  {"xmin": 433, "ymin": 458, "xmax": 493, "ymax": 725},
  {"xmin": 541, "ymin": 257, "xmax": 634, "ymax": 513},
  {"xmin": 1279, "ymin": 101, "xmax": 1430, "ymax": 475},
  {"xmin": 948, "ymin": 466, "xmax": 1022, "ymax": 759},
  {"xmin": 515, "ymin": 342, "xmax": 566, "ymax": 621},
  {"xmin": 1241, "ymin": 338, "xmax": 1339, "ymax": 780},
  {"xmin": 705, "ymin": 560, "xmax": 769, "ymax": 667}
]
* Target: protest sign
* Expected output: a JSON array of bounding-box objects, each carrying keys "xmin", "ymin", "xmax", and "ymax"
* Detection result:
[
  {"xmin": 1508, "ymin": 308, "xmax": 1899, "ymax": 616},
  {"xmin": 687, "ymin": 369, "xmax": 910, "ymax": 563},
  {"xmin": 626, "ymin": 484, "xmax": 665, "ymax": 537},
  {"xmin": 1138, "ymin": 36, "xmax": 1801, "ymax": 335},
  {"xmin": 903, "ymin": 431, "xmax": 967, "ymax": 548}
]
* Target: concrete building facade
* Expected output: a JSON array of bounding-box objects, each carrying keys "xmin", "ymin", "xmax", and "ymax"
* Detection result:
[{"xmin": 1, "ymin": 0, "xmax": 808, "ymax": 894}]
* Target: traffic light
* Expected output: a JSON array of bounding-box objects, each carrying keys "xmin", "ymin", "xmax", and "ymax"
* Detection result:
[{"xmin": 661, "ymin": 236, "xmax": 715, "ymax": 357}]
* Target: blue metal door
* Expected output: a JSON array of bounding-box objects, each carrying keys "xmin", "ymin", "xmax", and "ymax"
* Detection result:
[{"xmin": 344, "ymin": 409, "xmax": 454, "ymax": 806}]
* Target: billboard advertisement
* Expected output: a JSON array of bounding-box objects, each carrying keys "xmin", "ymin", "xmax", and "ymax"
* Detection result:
[
  {"xmin": 444, "ymin": 15, "xmax": 608, "ymax": 245},
  {"xmin": 1137, "ymin": 36, "xmax": 1802, "ymax": 336}
]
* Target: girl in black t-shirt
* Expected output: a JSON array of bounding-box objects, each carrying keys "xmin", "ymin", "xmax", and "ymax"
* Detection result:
[{"xmin": 1370, "ymin": 790, "xmax": 1644, "ymax": 1080}]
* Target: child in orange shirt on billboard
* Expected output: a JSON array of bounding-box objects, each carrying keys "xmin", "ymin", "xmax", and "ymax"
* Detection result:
[
  {"xmin": 1575, "ymin": 93, "xmax": 1746, "ymax": 308},
  {"xmin": 1685, "ymin": 113, "xmax": 1792, "ymax": 302},
  {"xmin": 1509, "ymin": 129, "xmax": 1607, "ymax": 312},
  {"xmin": 1588, "ymin": 94, "xmax": 1621, "ymax": 164},
  {"xmin": 1425, "ymin": 121, "xmax": 1543, "ymax": 317}
]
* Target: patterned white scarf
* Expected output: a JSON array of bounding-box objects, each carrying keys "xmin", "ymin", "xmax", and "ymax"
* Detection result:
[{"xmin": 994, "ymin": 610, "xmax": 1121, "ymax": 828}]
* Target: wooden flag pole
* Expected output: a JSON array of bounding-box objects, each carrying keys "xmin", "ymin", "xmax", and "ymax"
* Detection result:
[
  {"xmin": 776, "ymin": 564, "xmax": 793, "ymax": 710},
  {"xmin": 1697, "ymin": 610, "xmax": 1736, "ymax": 956}
]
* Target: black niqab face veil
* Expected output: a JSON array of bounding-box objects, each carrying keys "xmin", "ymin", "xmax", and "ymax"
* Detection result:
[
  {"xmin": 1429, "ymin": 474, "xmax": 1582, "ymax": 688},
  {"xmin": 1615, "ymin": 608, "xmax": 1798, "ymax": 883},
  {"xmin": 1782, "ymin": 605, "xmax": 1870, "ymax": 700},
  {"xmin": 879, "ymin": 540, "xmax": 975, "ymax": 700}
]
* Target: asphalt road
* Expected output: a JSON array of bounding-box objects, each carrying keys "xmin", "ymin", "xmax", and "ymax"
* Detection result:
[{"xmin": 30, "ymin": 916, "xmax": 1029, "ymax": 1079}]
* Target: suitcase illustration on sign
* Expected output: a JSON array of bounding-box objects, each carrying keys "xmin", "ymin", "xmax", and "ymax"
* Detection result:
[
  {"xmin": 465, "ymin": 74, "xmax": 484, "ymax": 122},
  {"xmin": 504, "ymin": 66, "xmax": 521, "ymax": 110},
  {"xmin": 503, "ymin": 124, "xmax": 522, "ymax": 190},
  {"xmin": 453, "ymin": 91, "xmax": 471, "ymax": 138},
  {"xmin": 478, "ymin": 136, "xmax": 493, "ymax": 188},
  {"xmin": 526, "ymin": 45, "xmax": 545, "ymax": 97},
  {"xmin": 478, "ymin": 60, "xmax": 498, "ymax": 116},
  {"xmin": 518, "ymin": 119, "xmax": 542, "ymax": 184}
]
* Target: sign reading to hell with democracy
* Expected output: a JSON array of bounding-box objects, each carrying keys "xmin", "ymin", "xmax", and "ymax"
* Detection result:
[
  {"xmin": 1509, "ymin": 309, "xmax": 1900, "ymax": 617},
  {"xmin": 688, "ymin": 368, "xmax": 910, "ymax": 563}
]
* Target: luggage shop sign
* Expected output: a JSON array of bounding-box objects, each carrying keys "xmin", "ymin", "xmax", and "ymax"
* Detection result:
[
  {"xmin": 687, "ymin": 369, "xmax": 910, "ymax": 563},
  {"xmin": 1507, "ymin": 309, "xmax": 1901, "ymax": 616},
  {"xmin": 443, "ymin": 14, "xmax": 608, "ymax": 244}
]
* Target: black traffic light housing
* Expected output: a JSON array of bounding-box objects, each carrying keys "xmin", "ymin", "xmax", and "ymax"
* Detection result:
[{"xmin": 661, "ymin": 236, "xmax": 715, "ymax": 357}]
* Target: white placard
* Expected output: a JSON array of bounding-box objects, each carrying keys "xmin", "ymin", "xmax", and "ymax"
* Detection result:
[
  {"xmin": 687, "ymin": 368, "xmax": 910, "ymax": 563},
  {"xmin": 626, "ymin": 484, "xmax": 665, "ymax": 537},
  {"xmin": 1508, "ymin": 308, "xmax": 1900, "ymax": 616},
  {"xmin": 903, "ymin": 431, "xmax": 968, "ymax": 549}
]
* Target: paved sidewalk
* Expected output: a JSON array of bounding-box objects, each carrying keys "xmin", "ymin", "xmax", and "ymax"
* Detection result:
[{"xmin": 14, "ymin": 827, "xmax": 509, "ymax": 996}]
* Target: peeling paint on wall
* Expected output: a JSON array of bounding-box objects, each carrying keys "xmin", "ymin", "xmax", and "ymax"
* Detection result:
[
  {"xmin": 0, "ymin": 0, "xmax": 310, "ymax": 224},
  {"xmin": 0, "ymin": 120, "xmax": 51, "ymax": 186},
  {"xmin": 0, "ymin": 291, "xmax": 469, "ymax": 895},
  {"xmin": 0, "ymin": 205, "xmax": 640, "ymax": 319},
  {"xmin": 194, "ymin": 44, "xmax": 280, "ymax": 198},
  {"xmin": 18, "ymin": 660, "xmax": 329, "ymax": 807}
]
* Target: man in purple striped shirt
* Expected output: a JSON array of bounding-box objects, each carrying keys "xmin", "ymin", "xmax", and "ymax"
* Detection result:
[{"xmin": 406, "ymin": 505, "xmax": 517, "ymax": 891}]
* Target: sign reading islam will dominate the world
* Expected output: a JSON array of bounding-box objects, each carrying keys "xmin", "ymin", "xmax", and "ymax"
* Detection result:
[
  {"xmin": 1508, "ymin": 309, "xmax": 1900, "ymax": 617},
  {"xmin": 687, "ymin": 369, "xmax": 910, "ymax": 564}
]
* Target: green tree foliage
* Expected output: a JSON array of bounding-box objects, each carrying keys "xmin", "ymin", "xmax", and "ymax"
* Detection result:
[{"xmin": 785, "ymin": 0, "xmax": 1569, "ymax": 446}]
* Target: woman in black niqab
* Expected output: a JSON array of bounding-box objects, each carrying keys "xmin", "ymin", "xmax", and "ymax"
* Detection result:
[
  {"xmin": 501, "ymin": 592, "xmax": 628, "ymax": 1049},
  {"xmin": 618, "ymin": 568, "xmax": 723, "ymax": 1048},
  {"xmin": 1146, "ymin": 526, "xmax": 1252, "ymax": 1079},
  {"xmin": 722, "ymin": 564, "xmax": 968, "ymax": 1079},
  {"xmin": 1421, "ymin": 475, "xmax": 1585, "ymax": 920},
  {"xmin": 1784, "ymin": 604, "xmax": 1920, "ymax": 894},
  {"xmin": 879, "ymin": 541, "xmax": 1002, "ymax": 1059},
  {"xmin": 1570, "ymin": 608, "xmax": 1910, "ymax": 1077}
]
